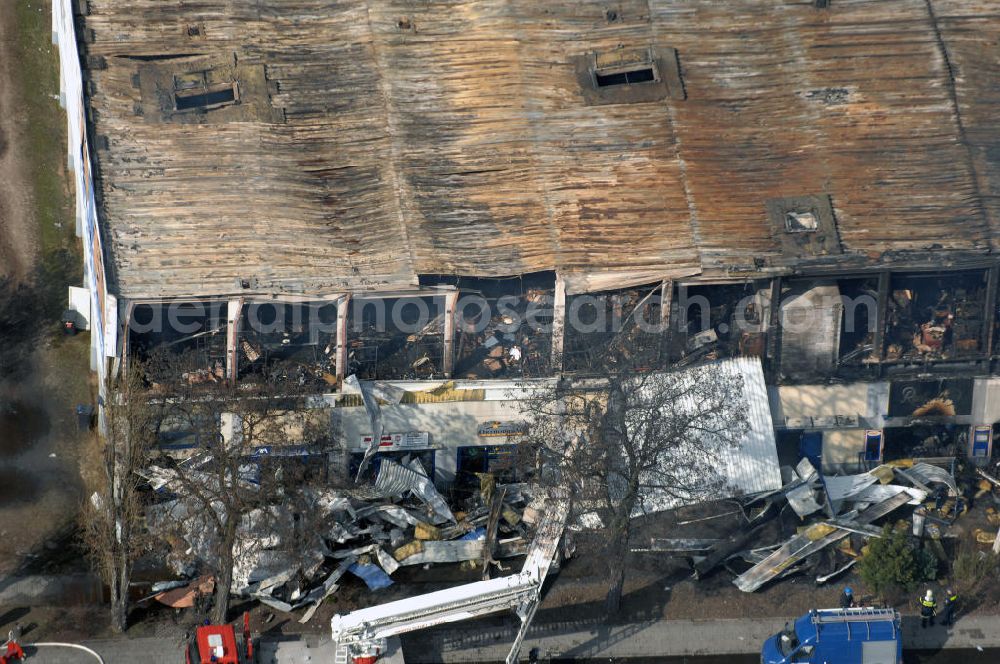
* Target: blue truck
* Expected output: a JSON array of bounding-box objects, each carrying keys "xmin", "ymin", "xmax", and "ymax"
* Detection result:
[{"xmin": 761, "ymin": 607, "xmax": 902, "ymax": 664}]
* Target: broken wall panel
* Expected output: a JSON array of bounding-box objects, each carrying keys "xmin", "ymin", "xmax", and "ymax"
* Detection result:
[{"xmin": 779, "ymin": 282, "xmax": 843, "ymax": 382}]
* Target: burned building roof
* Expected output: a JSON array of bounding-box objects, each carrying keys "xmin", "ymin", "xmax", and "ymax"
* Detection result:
[{"xmin": 80, "ymin": 0, "xmax": 1000, "ymax": 299}]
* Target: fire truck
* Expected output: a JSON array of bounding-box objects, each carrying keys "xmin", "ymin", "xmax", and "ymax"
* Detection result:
[{"xmin": 185, "ymin": 612, "xmax": 257, "ymax": 664}]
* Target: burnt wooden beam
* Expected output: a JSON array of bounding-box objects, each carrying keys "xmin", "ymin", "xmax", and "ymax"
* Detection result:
[
  {"xmin": 550, "ymin": 276, "xmax": 566, "ymax": 372},
  {"xmin": 872, "ymin": 271, "xmax": 891, "ymax": 363},
  {"xmin": 442, "ymin": 290, "xmax": 458, "ymax": 377},
  {"xmin": 982, "ymin": 265, "xmax": 999, "ymax": 358},
  {"xmin": 121, "ymin": 300, "xmax": 135, "ymax": 378},
  {"xmin": 226, "ymin": 297, "xmax": 243, "ymax": 384},
  {"xmin": 335, "ymin": 294, "xmax": 350, "ymax": 381},
  {"xmin": 659, "ymin": 279, "xmax": 673, "ymax": 329},
  {"xmin": 659, "ymin": 279, "xmax": 674, "ymax": 364},
  {"xmin": 765, "ymin": 277, "xmax": 782, "ymax": 379}
]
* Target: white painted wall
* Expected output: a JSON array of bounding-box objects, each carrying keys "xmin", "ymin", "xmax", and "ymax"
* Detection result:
[
  {"xmin": 336, "ymin": 400, "xmax": 531, "ymax": 483},
  {"xmin": 769, "ymin": 382, "xmax": 889, "ymax": 429},
  {"xmin": 972, "ymin": 377, "xmax": 1000, "ymax": 427},
  {"xmin": 822, "ymin": 429, "xmax": 868, "ymax": 469},
  {"xmin": 53, "ymin": 0, "xmax": 113, "ymax": 390}
]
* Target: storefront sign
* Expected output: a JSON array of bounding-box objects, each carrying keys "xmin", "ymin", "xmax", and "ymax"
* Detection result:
[
  {"xmin": 477, "ymin": 420, "xmax": 528, "ymax": 437},
  {"xmin": 360, "ymin": 431, "xmax": 430, "ymax": 450}
]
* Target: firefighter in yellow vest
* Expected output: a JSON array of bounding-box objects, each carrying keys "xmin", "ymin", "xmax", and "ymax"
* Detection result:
[
  {"xmin": 941, "ymin": 589, "xmax": 958, "ymax": 626},
  {"xmin": 919, "ymin": 589, "xmax": 937, "ymax": 628}
]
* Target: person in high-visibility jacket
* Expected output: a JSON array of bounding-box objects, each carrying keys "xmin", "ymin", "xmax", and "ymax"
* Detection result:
[
  {"xmin": 920, "ymin": 589, "xmax": 937, "ymax": 628},
  {"xmin": 941, "ymin": 589, "xmax": 959, "ymax": 626}
]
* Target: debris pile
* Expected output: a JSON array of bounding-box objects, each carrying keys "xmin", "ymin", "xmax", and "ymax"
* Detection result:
[
  {"xmin": 455, "ymin": 288, "xmax": 552, "ymax": 378},
  {"xmin": 348, "ymin": 298, "xmax": 445, "ymax": 380},
  {"xmin": 675, "ymin": 283, "xmax": 765, "ymax": 368},
  {"xmin": 643, "ymin": 458, "xmax": 973, "ymax": 593},
  {"xmin": 885, "ymin": 279, "xmax": 984, "ymax": 361},
  {"xmin": 237, "ymin": 303, "xmax": 339, "ymax": 386},
  {"xmin": 563, "ymin": 286, "xmax": 667, "ymax": 372},
  {"xmin": 144, "ymin": 455, "xmax": 544, "ymax": 619}
]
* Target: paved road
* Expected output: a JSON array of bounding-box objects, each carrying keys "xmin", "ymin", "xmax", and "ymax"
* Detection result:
[
  {"xmin": 23, "ymin": 614, "xmax": 1000, "ymax": 662},
  {"xmin": 402, "ymin": 614, "xmax": 1000, "ymax": 663},
  {"xmin": 22, "ymin": 638, "xmax": 180, "ymax": 663},
  {"xmin": 24, "ymin": 634, "xmax": 383, "ymax": 663}
]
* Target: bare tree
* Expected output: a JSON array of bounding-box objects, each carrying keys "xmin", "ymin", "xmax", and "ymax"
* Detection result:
[
  {"xmin": 81, "ymin": 366, "xmax": 155, "ymax": 633},
  {"xmin": 519, "ymin": 345, "xmax": 750, "ymax": 614},
  {"xmin": 148, "ymin": 356, "xmax": 334, "ymax": 623}
]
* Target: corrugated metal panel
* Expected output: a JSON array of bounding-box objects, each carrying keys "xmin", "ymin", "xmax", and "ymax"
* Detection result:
[
  {"xmin": 634, "ymin": 356, "xmax": 783, "ymax": 514},
  {"xmin": 723, "ymin": 356, "xmax": 784, "ymax": 497},
  {"xmin": 374, "ymin": 459, "xmax": 456, "ymax": 524}
]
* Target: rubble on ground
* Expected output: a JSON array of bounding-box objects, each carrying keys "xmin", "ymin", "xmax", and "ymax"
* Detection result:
[
  {"xmin": 637, "ymin": 456, "xmax": 998, "ymax": 594},
  {"xmin": 142, "ymin": 454, "xmax": 544, "ymax": 618}
]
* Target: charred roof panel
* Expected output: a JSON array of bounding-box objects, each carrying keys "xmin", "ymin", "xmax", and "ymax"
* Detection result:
[
  {"xmin": 80, "ymin": 0, "xmax": 999, "ymax": 299},
  {"xmin": 931, "ymin": 0, "xmax": 1000, "ymax": 251},
  {"xmin": 656, "ymin": 0, "xmax": 992, "ymax": 272}
]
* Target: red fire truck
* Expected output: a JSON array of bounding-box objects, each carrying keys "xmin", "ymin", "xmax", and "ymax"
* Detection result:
[{"xmin": 184, "ymin": 613, "xmax": 256, "ymax": 664}]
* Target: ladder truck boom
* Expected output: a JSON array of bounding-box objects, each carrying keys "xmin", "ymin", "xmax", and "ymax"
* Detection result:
[
  {"xmin": 331, "ymin": 572, "xmax": 539, "ymax": 643},
  {"xmin": 331, "ymin": 490, "xmax": 570, "ymax": 664}
]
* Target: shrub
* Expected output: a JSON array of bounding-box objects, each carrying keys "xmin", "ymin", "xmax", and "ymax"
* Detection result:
[{"xmin": 859, "ymin": 526, "xmax": 936, "ymax": 599}]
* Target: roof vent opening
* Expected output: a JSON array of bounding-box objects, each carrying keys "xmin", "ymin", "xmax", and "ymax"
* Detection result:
[
  {"xmin": 595, "ymin": 66, "xmax": 656, "ymax": 87},
  {"xmin": 592, "ymin": 48, "xmax": 659, "ymax": 88},
  {"xmin": 575, "ymin": 45, "xmax": 685, "ymax": 105},
  {"xmin": 172, "ymin": 70, "xmax": 238, "ymax": 112},
  {"xmin": 175, "ymin": 86, "xmax": 235, "ymax": 110},
  {"xmin": 785, "ymin": 210, "xmax": 819, "ymax": 233},
  {"xmin": 767, "ymin": 194, "xmax": 842, "ymax": 257}
]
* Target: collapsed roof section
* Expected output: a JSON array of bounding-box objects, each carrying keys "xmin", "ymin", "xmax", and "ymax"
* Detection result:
[{"xmin": 79, "ymin": 0, "xmax": 1000, "ymax": 300}]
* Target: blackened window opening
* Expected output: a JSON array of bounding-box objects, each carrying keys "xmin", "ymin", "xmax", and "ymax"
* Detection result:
[
  {"xmin": 176, "ymin": 86, "xmax": 235, "ymax": 110},
  {"xmin": 595, "ymin": 67, "xmax": 656, "ymax": 87}
]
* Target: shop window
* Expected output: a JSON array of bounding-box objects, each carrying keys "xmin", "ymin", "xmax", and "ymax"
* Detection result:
[{"xmin": 457, "ymin": 445, "xmax": 517, "ymax": 482}]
